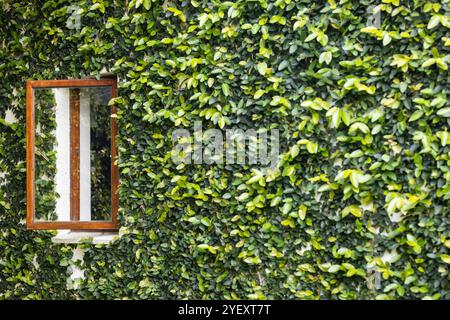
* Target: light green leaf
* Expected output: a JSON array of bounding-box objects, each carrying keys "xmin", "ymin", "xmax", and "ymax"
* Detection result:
[
  {"xmin": 437, "ymin": 107, "xmax": 450, "ymax": 117},
  {"xmin": 427, "ymin": 15, "xmax": 441, "ymax": 29},
  {"xmin": 257, "ymin": 62, "xmax": 268, "ymax": 76}
]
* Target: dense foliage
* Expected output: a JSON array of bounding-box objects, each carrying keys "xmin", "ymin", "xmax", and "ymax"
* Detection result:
[{"xmin": 1, "ymin": 0, "xmax": 449, "ymax": 299}]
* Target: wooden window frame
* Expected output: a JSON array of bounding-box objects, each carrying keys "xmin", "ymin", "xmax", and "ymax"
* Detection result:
[{"xmin": 26, "ymin": 79, "xmax": 119, "ymax": 230}]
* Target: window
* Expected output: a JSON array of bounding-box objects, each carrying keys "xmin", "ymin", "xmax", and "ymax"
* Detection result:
[{"xmin": 26, "ymin": 78, "xmax": 118, "ymax": 230}]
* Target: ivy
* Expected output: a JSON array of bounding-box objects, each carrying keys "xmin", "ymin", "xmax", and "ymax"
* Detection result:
[{"xmin": 1, "ymin": 0, "xmax": 449, "ymax": 299}]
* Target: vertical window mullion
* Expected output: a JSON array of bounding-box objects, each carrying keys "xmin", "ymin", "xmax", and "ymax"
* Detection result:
[{"xmin": 70, "ymin": 88, "xmax": 81, "ymax": 221}]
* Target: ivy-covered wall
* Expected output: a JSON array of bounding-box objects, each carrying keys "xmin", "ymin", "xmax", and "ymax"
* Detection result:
[{"xmin": 1, "ymin": 0, "xmax": 449, "ymax": 299}]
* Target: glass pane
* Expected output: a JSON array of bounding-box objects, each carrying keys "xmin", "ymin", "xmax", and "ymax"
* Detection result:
[
  {"xmin": 33, "ymin": 86, "xmax": 113, "ymax": 222},
  {"xmin": 34, "ymin": 88, "xmax": 70, "ymax": 222},
  {"xmin": 79, "ymin": 87, "xmax": 112, "ymax": 221}
]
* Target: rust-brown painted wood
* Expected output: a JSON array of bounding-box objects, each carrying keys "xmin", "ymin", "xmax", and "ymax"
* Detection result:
[
  {"xmin": 27, "ymin": 221, "xmax": 117, "ymax": 230},
  {"xmin": 26, "ymin": 81, "xmax": 35, "ymax": 228},
  {"xmin": 70, "ymin": 89, "xmax": 81, "ymax": 221},
  {"xmin": 28, "ymin": 79, "xmax": 117, "ymax": 88},
  {"xmin": 26, "ymin": 78, "xmax": 119, "ymax": 231}
]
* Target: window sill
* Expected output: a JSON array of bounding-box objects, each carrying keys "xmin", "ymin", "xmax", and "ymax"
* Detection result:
[{"xmin": 51, "ymin": 230, "xmax": 118, "ymax": 244}]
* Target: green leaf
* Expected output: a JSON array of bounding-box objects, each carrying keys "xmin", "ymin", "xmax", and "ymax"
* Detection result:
[
  {"xmin": 254, "ymin": 89, "xmax": 265, "ymax": 99},
  {"xmin": 257, "ymin": 62, "xmax": 268, "ymax": 76},
  {"xmin": 278, "ymin": 60, "xmax": 289, "ymax": 71},
  {"xmin": 427, "ymin": 15, "xmax": 441, "ymax": 29},
  {"xmin": 437, "ymin": 107, "xmax": 450, "ymax": 117},
  {"xmin": 290, "ymin": 145, "xmax": 300, "ymax": 158},
  {"xmin": 293, "ymin": 18, "xmax": 307, "ymax": 31},
  {"xmin": 306, "ymin": 141, "xmax": 318, "ymax": 154},
  {"xmin": 436, "ymin": 131, "xmax": 449, "ymax": 146},
  {"xmin": 341, "ymin": 205, "xmax": 362, "ymax": 218},
  {"xmin": 349, "ymin": 122, "xmax": 370, "ymax": 134},
  {"xmin": 326, "ymin": 107, "xmax": 341, "ymax": 128},
  {"xmin": 298, "ymin": 205, "xmax": 307, "ymax": 220},
  {"xmin": 440, "ymin": 254, "xmax": 450, "ymax": 264},
  {"xmin": 319, "ymin": 51, "xmax": 332, "ymax": 65},
  {"xmin": 281, "ymin": 218, "xmax": 295, "ymax": 228},
  {"xmin": 409, "ymin": 110, "xmax": 424, "ymax": 122},
  {"xmin": 422, "ymin": 58, "xmax": 436, "ymax": 68},
  {"xmin": 221, "ymin": 83, "xmax": 230, "ymax": 97},
  {"xmin": 328, "ymin": 265, "xmax": 341, "ymax": 273},
  {"xmin": 383, "ymin": 33, "xmax": 392, "ymax": 46}
]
